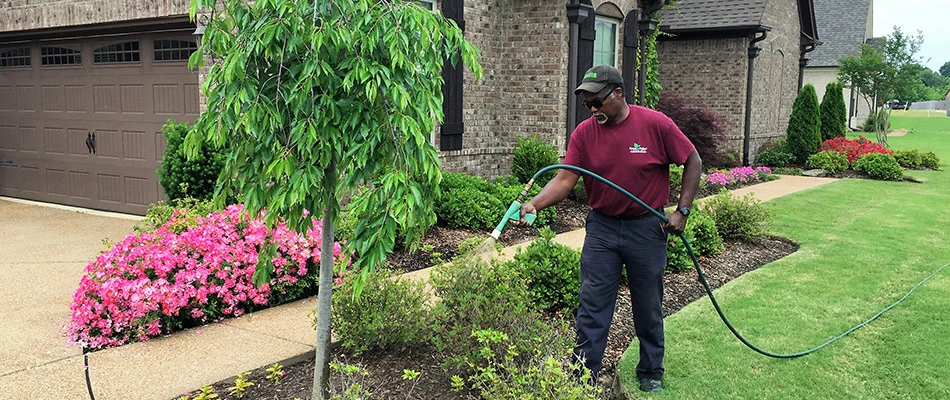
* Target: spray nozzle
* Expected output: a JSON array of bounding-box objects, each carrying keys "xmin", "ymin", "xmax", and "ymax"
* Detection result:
[{"xmin": 490, "ymin": 200, "xmax": 536, "ymax": 239}]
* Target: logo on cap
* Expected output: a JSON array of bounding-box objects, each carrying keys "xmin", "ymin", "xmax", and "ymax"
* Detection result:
[{"xmin": 584, "ymin": 72, "xmax": 598, "ymax": 79}]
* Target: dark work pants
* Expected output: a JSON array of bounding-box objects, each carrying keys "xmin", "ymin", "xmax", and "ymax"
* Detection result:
[{"xmin": 575, "ymin": 209, "xmax": 668, "ymax": 380}]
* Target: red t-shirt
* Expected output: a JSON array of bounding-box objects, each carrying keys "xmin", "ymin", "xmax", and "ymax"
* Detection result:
[{"xmin": 562, "ymin": 104, "xmax": 695, "ymax": 218}]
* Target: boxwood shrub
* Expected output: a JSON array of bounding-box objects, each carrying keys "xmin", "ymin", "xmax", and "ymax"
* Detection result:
[
  {"xmin": 853, "ymin": 153, "xmax": 903, "ymax": 180},
  {"xmin": 806, "ymin": 150, "xmax": 849, "ymax": 174},
  {"xmin": 436, "ymin": 172, "xmax": 555, "ymax": 230},
  {"xmin": 157, "ymin": 120, "xmax": 225, "ymax": 201}
]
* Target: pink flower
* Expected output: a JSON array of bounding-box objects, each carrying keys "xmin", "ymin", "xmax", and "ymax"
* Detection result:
[{"xmin": 67, "ymin": 205, "xmax": 349, "ymax": 350}]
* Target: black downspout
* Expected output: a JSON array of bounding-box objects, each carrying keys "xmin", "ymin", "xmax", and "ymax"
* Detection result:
[
  {"xmin": 743, "ymin": 29, "xmax": 768, "ymax": 166},
  {"xmin": 799, "ymin": 43, "xmax": 817, "ymax": 89}
]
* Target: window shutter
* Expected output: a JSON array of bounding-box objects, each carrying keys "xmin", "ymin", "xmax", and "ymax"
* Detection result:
[
  {"xmin": 573, "ymin": 0, "xmax": 596, "ymax": 133},
  {"xmin": 440, "ymin": 0, "xmax": 464, "ymax": 151},
  {"xmin": 622, "ymin": 10, "xmax": 639, "ymax": 102}
]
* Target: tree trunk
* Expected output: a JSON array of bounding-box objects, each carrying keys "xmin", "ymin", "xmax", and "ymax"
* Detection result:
[{"xmin": 312, "ymin": 208, "xmax": 335, "ymax": 398}]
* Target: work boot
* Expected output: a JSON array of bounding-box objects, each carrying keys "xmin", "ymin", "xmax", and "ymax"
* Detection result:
[{"xmin": 639, "ymin": 378, "xmax": 663, "ymax": 393}]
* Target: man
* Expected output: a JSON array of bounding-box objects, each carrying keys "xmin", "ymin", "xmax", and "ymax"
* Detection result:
[{"xmin": 518, "ymin": 65, "xmax": 701, "ymax": 393}]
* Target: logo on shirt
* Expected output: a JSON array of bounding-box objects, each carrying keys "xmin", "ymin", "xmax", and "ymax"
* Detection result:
[{"xmin": 629, "ymin": 142, "xmax": 648, "ymax": 154}]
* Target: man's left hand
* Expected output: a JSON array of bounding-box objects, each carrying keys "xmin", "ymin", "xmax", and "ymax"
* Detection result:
[{"xmin": 662, "ymin": 212, "xmax": 687, "ymax": 235}]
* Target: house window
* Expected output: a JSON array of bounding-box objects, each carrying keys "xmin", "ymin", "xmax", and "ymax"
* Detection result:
[
  {"xmin": 94, "ymin": 42, "xmax": 141, "ymax": 64},
  {"xmin": 593, "ymin": 16, "xmax": 619, "ymax": 67},
  {"xmin": 0, "ymin": 48, "xmax": 31, "ymax": 68},
  {"xmin": 417, "ymin": 0, "xmax": 436, "ymax": 11},
  {"xmin": 41, "ymin": 47, "xmax": 81, "ymax": 66},
  {"xmin": 154, "ymin": 40, "xmax": 198, "ymax": 62}
]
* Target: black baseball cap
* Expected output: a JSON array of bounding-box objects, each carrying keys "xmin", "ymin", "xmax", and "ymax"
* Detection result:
[{"xmin": 574, "ymin": 65, "xmax": 624, "ymax": 95}]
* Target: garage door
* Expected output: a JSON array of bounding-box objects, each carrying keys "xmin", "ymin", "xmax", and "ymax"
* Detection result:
[{"xmin": 0, "ymin": 31, "xmax": 199, "ymax": 214}]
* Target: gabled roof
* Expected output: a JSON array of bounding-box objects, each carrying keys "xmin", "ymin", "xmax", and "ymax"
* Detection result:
[
  {"xmin": 808, "ymin": 0, "xmax": 872, "ymax": 67},
  {"xmin": 660, "ymin": 0, "xmax": 769, "ymax": 33},
  {"xmin": 659, "ymin": 0, "xmax": 818, "ymax": 41}
]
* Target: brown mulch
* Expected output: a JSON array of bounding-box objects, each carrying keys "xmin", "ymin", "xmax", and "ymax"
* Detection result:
[{"xmin": 180, "ymin": 223, "xmax": 799, "ymax": 400}]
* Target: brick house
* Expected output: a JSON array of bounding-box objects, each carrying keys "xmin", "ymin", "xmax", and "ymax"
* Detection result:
[
  {"xmin": 802, "ymin": 0, "xmax": 873, "ymax": 131},
  {"xmin": 0, "ymin": 0, "xmax": 815, "ymax": 214},
  {"xmin": 656, "ymin": 0, "xmax": 819, "ymax": 165}
]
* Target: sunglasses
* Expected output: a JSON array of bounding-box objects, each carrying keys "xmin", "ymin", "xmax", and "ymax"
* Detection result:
[{"xmin": 583, "ymin": 86, "xmax": 616, "ymax": 110}]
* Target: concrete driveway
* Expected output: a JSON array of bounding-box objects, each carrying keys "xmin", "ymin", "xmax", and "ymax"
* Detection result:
[{"xmin": 0, "ymin": 198, "xmax": 139, "ymax": 398}]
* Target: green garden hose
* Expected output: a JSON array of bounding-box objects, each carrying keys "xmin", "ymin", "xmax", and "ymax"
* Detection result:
[{"xmin": 509, "ymin": 164, "xmax": 948, "ymax": 358}]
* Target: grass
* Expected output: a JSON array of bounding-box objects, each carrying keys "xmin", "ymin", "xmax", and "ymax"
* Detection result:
[{"xmin": 618, "ymin": 114, "xmax": 950, "ymax": 398}]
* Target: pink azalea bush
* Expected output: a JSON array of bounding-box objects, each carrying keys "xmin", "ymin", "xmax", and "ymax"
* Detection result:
[
  {"xmin": 68, "ymin": 204, "xmax": 347, "ymax": 350},
  {"xmin": 703, "ymin": 166, "xmax": 773, "ymax": 189}
]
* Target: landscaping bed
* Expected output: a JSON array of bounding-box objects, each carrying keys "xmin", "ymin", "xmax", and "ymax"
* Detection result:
[{"xmin": 178, "ymin": 224, "xmax": 798, "ymax": 400}]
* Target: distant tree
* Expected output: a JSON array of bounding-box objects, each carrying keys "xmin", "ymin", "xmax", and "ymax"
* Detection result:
[
  {"xmin": 787, "ymin": 84, "xmax": 822, "ymax": 163},
  {"xmin": 838, "ymin": 26, "xmax": 923, "ymax": 145},
  {"xmin": 939, "ymin": 61, "xmax": 950, "ymax": 78},
  {"xmin": 819, "ymin": 83, "xmax": 847, "ymax": 140}
]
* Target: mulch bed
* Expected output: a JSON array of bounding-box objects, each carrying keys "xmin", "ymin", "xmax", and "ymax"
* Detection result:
[{"xmin": 180, "ymin": 194, "xmax": 799, "ymax": 399}]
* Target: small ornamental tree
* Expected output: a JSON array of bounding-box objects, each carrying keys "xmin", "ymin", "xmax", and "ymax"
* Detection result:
[
  {"xmin": 819, "ymin": 82, "xmax": 847, "ymax": 140},
  {"xmin": 185, "ymin": 0, "xmax": 482, "ymax": 397},
  {"xmin": 786, "ymin": 84, "xmax": 822, "ymax": 163}
]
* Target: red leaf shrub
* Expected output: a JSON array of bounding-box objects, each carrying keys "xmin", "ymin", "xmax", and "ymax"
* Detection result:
[
  {"xmin": 819, "ymin": 136, "xmax": 893, "ymax": 164},
  {"xmin": 657, "ymin": 95, "xmax": 730, "ymax": 167}
]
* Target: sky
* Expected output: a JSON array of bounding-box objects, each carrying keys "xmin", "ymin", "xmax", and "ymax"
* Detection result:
[{"xmin": 873, "ymin": 0, "xmax": 950, "ymax": 72}]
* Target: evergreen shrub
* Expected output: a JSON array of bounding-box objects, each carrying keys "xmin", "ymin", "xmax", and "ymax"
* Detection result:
[
  {"xmin": 157, "ymin": 120, "xmax": 225, "ymax": 201},
  {"xmin": 666, "ymin": 209, "xmax": 724, "ymax": 272},
  {"xmin": 786, "ymin": 84, "xmax": 822, "ymax": 163},
  {"xmin": 436, "ymin": 172, "xmax": 555, "ymax": 230},
  {"xmin": 807, "ymin": 151, "xmax": 850, "ymax": 173},
  {"xmin": 331, "ymin": 269, "xmax": 432, "ymax": 356},
  {"xmin": 920, "ymin": 152, "xmax": 941, "ymax": 170},
  {"xmin": 893, "ymin": 149, "xmax": 922, "ymax": 169},
  {"xmin": 819, "ymin": 82, "xmax": 847, "ymax": 140},
  {"xmin": 512, "ymin": 135, "xmax": 560, "ymax": 188},
  {"xmin": 505, "ymin": 227, "xmax": 581, "ymax": 312},
  {"xmin": 853, "ymin": 153, "xmax": 903, "ymax": 180},
  {"xmin": 702, "ymin": 190, "xmax": 773, "ymax": 241}
]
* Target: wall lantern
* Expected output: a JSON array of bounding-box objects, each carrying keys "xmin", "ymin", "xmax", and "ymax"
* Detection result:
[{"xmin": 192, "ymin": 14, "xmax": 209, "ymax": 42}]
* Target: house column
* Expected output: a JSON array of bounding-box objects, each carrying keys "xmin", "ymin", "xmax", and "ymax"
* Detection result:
[{"xmin": 566, "ymin": 0, "xmax": 594, "ymax": 143}]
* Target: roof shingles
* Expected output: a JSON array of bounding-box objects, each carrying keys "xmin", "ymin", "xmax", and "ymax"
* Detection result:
[
  {"xmin": 660, "ymin": 0, "xmax": 769, "ymax": 32},
  {"xmin": 807, "ymin": 0, "xmax": 872, "ymax": 67}
]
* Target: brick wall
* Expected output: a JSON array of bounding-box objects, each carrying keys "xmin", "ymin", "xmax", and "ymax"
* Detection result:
[
  {"xmin": 752, "ymin": 0, "xmax": 802, "ymax": 157},
  {"xmin": 440, "ymin": 0, "xmax": 640, "ymax": 179},
  {"xmin": 656, "ymin": 37, "xmax": 749, "ymax": 156},
  {"xmin": 655, "ymin": 0, "xmax": 805, "ymax": 162},
  {"xmin": 0, "ymin": 0, "xmax": 189, "ymax": 32}
]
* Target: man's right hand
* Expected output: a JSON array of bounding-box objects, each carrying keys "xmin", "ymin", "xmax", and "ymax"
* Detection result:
[{"xmin": 514, "ymin": 202, "xmax": 538, "ymax": 227}]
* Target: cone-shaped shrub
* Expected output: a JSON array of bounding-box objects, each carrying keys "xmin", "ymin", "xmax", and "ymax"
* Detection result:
[
  {"xmin": 787, "ymin": 84, "xmax": 822, "ymax": 163},
  {"xmin": 819, "ymin": 82, "xmax": 847, "ymax": 140}
]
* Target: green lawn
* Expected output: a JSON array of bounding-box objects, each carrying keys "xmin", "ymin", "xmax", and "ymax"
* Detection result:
[{"xmin": 618, "ymin": 115, "xmax": 950, "ymax": 399}]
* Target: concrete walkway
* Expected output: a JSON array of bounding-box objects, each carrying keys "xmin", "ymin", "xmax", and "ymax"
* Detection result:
[{"xmin": 0, "ymin": 175, "xmax": 837, "ymax": 400}]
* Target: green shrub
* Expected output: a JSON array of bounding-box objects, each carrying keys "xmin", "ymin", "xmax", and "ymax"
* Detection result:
[
  {"xmin": 463, "ymin": 328, "xmax": 601, "ymax": 400},
  {"xmin": 754, "ymin": 148, "xmax": 796, "ymax": 167},
  {"xmin": 859, "ymin": 108, "xmax": 890, "ymax": 132},
  {"xmin": 920, "ymin": 152, "xmax": 941, "ymax": 170},
  {"xmin": 853, "ymin": 153, "xmax": 903, "ymax": 180},
  {"xmin": 135, "ymin": 197, "xmax": 219, "ymax": 233},
  {"xmin": 331, "ymin": 269, "xmax": 432, "ymax": 356},
  {"xmin": 157, "ymin": 120, "xmax": 225, "ymax": 201},
  {"xmin": 702, "ymin": 189, "xmax": 773, "ymax": 241},
  {"xmin": 786, "ymin": 84, "xmax": 822, "ymax": 163},
  {"xmin": 436, "ymin": 172, "xmax": 555, "ymax": 230},
  {"xmin": 771, "ymin": 167, "xmax": 804, "ymax": 176},
  {"xmin": 893, "ymin": 149, "xmax": 922, "ymax": 169},
  {"xmin": 806, "ymin": 150, "xmax": 850, "ymax": 173},
  {"xmin": 666, "ymin": 209, "xmax": 723, "ymax": 272},
  {"xmin": 669, "ymin": 165, "xmax": 684, "ymax": 192},
  {"xmin": 819, "ymin": 82, "xmax": 847, "ymax": 140},
  {"xmin": 429, "ymin": 254, "xmax": 562, "ymax": 373},
  {"xmin": 505, "ymin": 227, "xmax": 581, "ymax": 312},
  {"xmin": 512, "ymin": 135, "xmax": 560, "ymax": 188}
]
